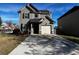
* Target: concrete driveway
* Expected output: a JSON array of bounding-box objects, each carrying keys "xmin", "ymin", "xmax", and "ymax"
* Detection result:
[{"xmin": 9, "ymin": 35, "xmax": 79, "ymax": 55}]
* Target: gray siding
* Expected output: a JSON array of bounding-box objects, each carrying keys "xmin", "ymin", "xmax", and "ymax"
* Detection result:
[
  {"xmin": 39, "ymin": 17, "xmax": 53, "ymax": 34},
  {"xmin": 39, "ymin": 14, "xmax": 50, "ymax": 18},
  {"xmin": 19, "ymin": 7, "xmax": 30, "ymax": 30},
  {"xmin": 19, "ymin": 7, "xmax": 30, "ymax": 24},
  {"xmin": 29, "ymin": 13, "xmax": 36, "ymax": 19},
  {"xmin": 29, "ymin": 13, "xmax": 50, "ymax": 19},
  {"xmin": 19, "ymin": 5, "xmax": 54, "ymax": 34}
]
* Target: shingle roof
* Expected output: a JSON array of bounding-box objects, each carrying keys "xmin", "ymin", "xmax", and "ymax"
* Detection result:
[
  {"xmin": 39, "ymin": 10, "xmax": 50, "ymax": 14},
  {"xmin": 58, "ymin": 6, "xmax": 79, "ymax": 20},
  {"xmin": 18, "ymin": 4, "xmax": 50, "ymax": 14},
  {"xmin": 25, "ymin": 5, "xmax": 34, "ymax": 12},
  {"xmin": 45, "ymin": 16, "xmax": 54, "ymax": 24},
  {"xmin": 18, "ymin": 4, "xmax": 39, "ymax": 13},
  {"xmin": 30, "ymin": 18, "xmax": 42, "ymax": 23},
  {"xmin": 28, "ymin": 4, "xmax": 39, "ymax": 12}
]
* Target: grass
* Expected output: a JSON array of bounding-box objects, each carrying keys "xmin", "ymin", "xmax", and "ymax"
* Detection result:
[
  {"xmin": 0, "ymin": 33, "xmax": 26, "ymax": 55},
  {"xmin": 60, "ymin": 35, "xmax": 79, "ymax": 44}
]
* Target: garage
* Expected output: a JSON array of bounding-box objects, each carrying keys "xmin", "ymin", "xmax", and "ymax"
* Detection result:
[{"xmin": 41, "ymin": 25, "xmax": 51, "ymax": 34}]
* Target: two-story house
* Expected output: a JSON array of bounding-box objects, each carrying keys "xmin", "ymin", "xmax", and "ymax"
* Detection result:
[
  {"xmin": 18, "ymin": 4, "xmax": 54, "ymax": 35},
  {"xmin": 57, "ymin": 6, "xmax": 79, "ymax": 36}
]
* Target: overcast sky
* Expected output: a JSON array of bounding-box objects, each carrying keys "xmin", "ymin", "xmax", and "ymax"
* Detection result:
[{"xmin": 0, "ymin": 3, "xmax": 78, "ymax": 26}]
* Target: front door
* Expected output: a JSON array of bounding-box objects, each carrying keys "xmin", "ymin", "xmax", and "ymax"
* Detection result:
[{"xmin": 33, "ymin": 23, "xmax": 39, "ymax": 34}]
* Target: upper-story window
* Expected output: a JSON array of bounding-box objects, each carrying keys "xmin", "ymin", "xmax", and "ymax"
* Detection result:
[
  {"xmin": 22, "ymin": 13, "xmax": 29, "ymax": 19},
  {"xmin": 22, "ymin": 13, "xmax": 24, "ymax": 19},
  {"xmin": 35, "ymin": 14, "xmax": 38, "ymax": 17},
  {"xmin": 25, "ymin": 13, "xmax": 29, "ymax": 18}
]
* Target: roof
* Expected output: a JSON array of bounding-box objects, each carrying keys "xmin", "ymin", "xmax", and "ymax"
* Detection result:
[
  {"xmin": 18, "ymin": 4, "xmax": 39, "ymax": 13},
  {"xmin": 18, "ymin": 4, "xmax": 50, "ymax": 14},
  {"xmin": 27, "ymin": 4, "xmax": 39, "ymax": 12},
  {"xmin": 25, "ymin": 5, "xmax": 34, "ymax": 12},
  {"xmin": 45, "ymin": 16, "xmax": 54, "ymax": 24},
  {"xmin": 58, "ymin": 6, "xmax": 79, "ymax": 20},
  {"xmin": 30, "ymin": 18, "xmax": 42, "ymax": 23},
  {"xmin": 29, "ymin": 16, "xmax": 54, "ymax": 24},
  {"xmin": 39, "ymin": 10, "xmax": 50, "ymax": 14}
]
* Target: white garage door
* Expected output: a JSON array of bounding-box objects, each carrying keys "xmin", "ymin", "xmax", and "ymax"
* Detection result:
[{"xmin": 41, "ymin": 26, "xmax": 51, "ymax": 34}]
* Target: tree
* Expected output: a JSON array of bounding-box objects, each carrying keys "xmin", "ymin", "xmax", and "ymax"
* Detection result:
[
  {"xmin": 0, "ymin": 17, "xmax": 2, "ymax": 26},
  {"xmin": 5, "ymin": 20, "xmax": 12, "ymax": 26}
]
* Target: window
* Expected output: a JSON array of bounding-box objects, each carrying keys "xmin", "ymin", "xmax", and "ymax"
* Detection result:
[
  {"xmin": 21, "ymin": 24, "xmax": 23, "ymax": 31},
  {"xmin": 22, "ymin": 13, "xmax": 24, "ymax": 19},
  {"xmin": 25, "ymin": 13, "xmax": 29, "ymax": 18},
  {"xmin": 22, "ymin": 13, "xmax": 29, "ymax": 19},
  {"xmin": 35, "ymin": 14, "xmax": 38, "ymax": 17}
]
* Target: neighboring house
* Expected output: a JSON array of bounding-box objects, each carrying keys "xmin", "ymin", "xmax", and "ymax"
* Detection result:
[
  {"xmin": 18, "ymin": 4, "xmax": 54, "ymax": 35},
  {"xmin": 1, "ymin": 23, "xmax": 16, "ymax": 33},
  {"xmin": 57, "ymin": 6, "xmax": 79, "ymax": 36}
]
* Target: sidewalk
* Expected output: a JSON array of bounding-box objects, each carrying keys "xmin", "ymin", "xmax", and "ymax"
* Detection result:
[{"xmin": 9, "ymin": 37, "xmax": 30, "ymax": 55}]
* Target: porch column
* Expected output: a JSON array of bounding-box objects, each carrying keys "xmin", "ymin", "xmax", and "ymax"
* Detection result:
[{"xmin": 31, "ymin": 23, "xmax": 33, "ymax": 35}]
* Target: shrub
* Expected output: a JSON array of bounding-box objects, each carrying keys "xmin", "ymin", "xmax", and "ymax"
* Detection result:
[{"xmin": 13, "ymin": 28, "xmax": 20, "ymax": 35}]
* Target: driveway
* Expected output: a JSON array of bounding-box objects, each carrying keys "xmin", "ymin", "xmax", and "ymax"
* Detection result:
[{"xmin": 9, "ymin": 35, "xmax": 79, "ymax": 55}]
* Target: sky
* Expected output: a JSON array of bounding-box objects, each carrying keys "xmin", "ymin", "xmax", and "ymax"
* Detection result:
[{"xmin": 0, "ymin": 3, "xmax": 78, "ymax": 26}]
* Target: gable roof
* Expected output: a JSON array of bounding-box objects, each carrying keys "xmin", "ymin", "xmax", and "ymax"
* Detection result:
[
  {"xmin": 30, "ymin": 18, "xmax": 42, "ymax": 23},
  {"xmin": 25, "ymin": 5, "xmax": 35, "ymax": 12},
  {"xmin": 39, "ymin": 10, "xmax": 50, "ymax": 14},
  {"xmin": 45, "ymin": 16, "xmax": 54, "ymax": 24},
  {"xmin": 27, "ymin": 4, "xmax": 39, "ymax": 12},
  {"xmin": 18, "ymin": 4, "xmax": 39, "ymax": 13},
  {"xmin": 26, "ymin": 4, "xmax": 50, "ymax": 14},
  {"xmin": 58, "ymin": 6, "xmax": 79, "ymax": 20},
  {"xmin": 18, "ymin": 4, "xmax": 50, "ymax": 14}
]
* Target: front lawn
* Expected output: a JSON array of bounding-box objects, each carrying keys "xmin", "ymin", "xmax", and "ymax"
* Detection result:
[
  {"xmin": 60, "ymin": 35, "xmax": 79, "ymax": 44},
  {"xmin": 0, "ymin": 33, "xmax": 26, "ymax": 55}
]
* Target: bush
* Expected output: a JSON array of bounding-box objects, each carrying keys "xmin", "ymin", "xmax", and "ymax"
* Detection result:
[{"xmin": 13, "ymin": 28, "xmax": 20, "ymax": 35}]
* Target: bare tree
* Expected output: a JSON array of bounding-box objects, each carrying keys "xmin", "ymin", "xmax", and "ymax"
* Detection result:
[
  {"xmin": 5, "ymin": 20, "xmax": 12, "ymax": 26},
  {"xmin": 0, "ymin": 17, "xmax": 2, "ymax": 26}
]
